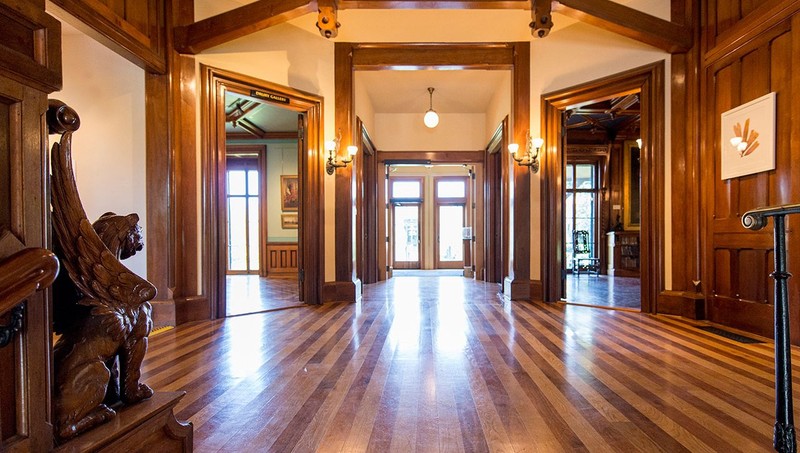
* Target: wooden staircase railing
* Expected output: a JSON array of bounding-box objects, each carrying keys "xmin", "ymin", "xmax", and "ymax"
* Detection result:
[{"xmin": 0, "ymin": 248, "xmax": 59, "ymax": 346}]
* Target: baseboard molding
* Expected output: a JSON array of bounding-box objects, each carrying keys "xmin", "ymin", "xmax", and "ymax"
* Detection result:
[
  {"xmin": 150, "ymin": 299, "xmax": 176, "ymax": 328},
  {"xmin": 657, "ymin": 290, "xmax": 705, "ymax": 320},
  {"xmin": 503, "ymin": 277, "xmax": 531, "ymax": 301},
  {"xmin": 175, "ymin": 296, "xmax": 210, "ymax": 324},
  {"xmin": 322, "ymin": 281, "xmax": 357, "ymax": 303},
  {"xmin": 530, "ymin": 280, "xmax": 543, "ymax": 301}
]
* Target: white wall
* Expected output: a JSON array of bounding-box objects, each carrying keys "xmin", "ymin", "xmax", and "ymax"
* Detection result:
[
  {"xmin": 266, "ymin": 143, "xmax": 299, "ymax": 241},
  {"xmin": 52, "ymin": 22, "xmax": 147, "ymax": 278},
  {"xmin": 375, "ymin": 113, "xmax": 486, "ymax": 151},
  {"xmin": 485, "ymin": 72, "xmax": 512, "ymax": 142},
  {"xmin": 354, "ymin": 74, "xmax": 376, "ymax": 136}
]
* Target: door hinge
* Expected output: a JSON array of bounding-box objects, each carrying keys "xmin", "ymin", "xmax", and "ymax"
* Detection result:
[
  {"xmin": 471, "ymin": 171, "xmax": 476, "ymax": 180},
  {"xmin": 386, "ymin": 265, "xmax": 390, "ymax": 272},
  {"xmin": 386, "ymin": 236, "xmax": 390, "ymax": 243},
  {"xmin": 299, "ymin": 268, "xmax": 305, "ymax": 282}
]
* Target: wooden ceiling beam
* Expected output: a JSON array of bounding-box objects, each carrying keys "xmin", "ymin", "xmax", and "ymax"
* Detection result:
[
  {"xmin": 552, "ymin": 0, "xmax": 692, "ymax": 53},
  {"xmin": 225, "ymin": 101, "xmax": 262, "ymax": 123},
  {"xmin": 338, "ymin": 1, "xmax": 529, "ymax": 8},
  {"xmin": 235, "ymin": 119, "xmax": 268, "ymax": 139},
  {"xmin": 174, "ymin": 0, "xmax": 315, "ymax": 54}
]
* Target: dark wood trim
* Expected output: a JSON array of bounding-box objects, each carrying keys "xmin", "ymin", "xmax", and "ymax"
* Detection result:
[
  {"xmin": 322, "ymin": 281, "xmax": 357, "ymax": 303},
  {"xmin": 351, "ymin": 43, "xmax": 515, "ymax": 70},
  {"xmin": 174, "ymin": 0, "xmax": 314, "ymax": 54},
  {"xmin": 227, "ymin": 131, "xmax": 299, "ymax": 141},
  {"xmin": 507, "ymin": 41, "xmax": 530, "ymax": 298},
  {"xmin": 530, "ymin": 279, "xmax": 543, "ymax": 301},
  {"xmin": 553, "ymin": 0, "xmax": 692, "ymax": 53},
  {"xmin": 377, "ymin": 151, "xmax": 485, "ymax": 164},
  {"xmin": 484, "ymin": 117, "xmax": 508, "ymax": 284},
  {"xmin": 0, "ymin": 1, "xmax": 62, "ymax": 92},
  {"xmin": 175, "ymin": 296, "xmax": 210, "ymax": 324},
  {"xmin": 0, "ymin": 248, "xmax": 58, "ymax": 317},
  {"xmin": 201, "ymin": 65, "xmax": 325, "ymax": 318},
  {"xmin": 541, "ymin": 61, "xmax": 666, "ymax": 314},
  {"xmin": 355, "ymin": 117, "xmax": 380, "ymax": 284},
  {"xmin": 48, "ymin": 0, "xmax": 166, "ymax": 73},
  {"xmin": 657, "ymin": 290, "xmax": 705, "ymax": 320},
  {"xmin": 702, "ymin": 0, "xmax": 800, "ymax": 68},
  {"xmin": 339, "ymin": 1, "xmax": 529, "ymax": 8},
  {"xmin": 334, "ymin": 43, "xmax": 356, "ymax": 296}
]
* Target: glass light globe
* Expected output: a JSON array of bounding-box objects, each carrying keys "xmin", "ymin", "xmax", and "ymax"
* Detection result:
[{"xmin": 423, "ymin": 109, "xmax": 439, "ymax": 128}]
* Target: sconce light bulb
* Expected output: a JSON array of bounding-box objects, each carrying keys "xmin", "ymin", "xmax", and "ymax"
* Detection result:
[
  {"xmin": 729, "ymin": 136, "xmax": 743, "ymax": 147},
  {"xmin": 636, "ymin": 138, "xmax": 642, "ymax": 148},
  {"xmin": 532, "ymin": 138, "xmax": 544, "ymax": 149},
  {"xmin": 325, "ymin": 140, "xmax": 337, "ymax": 152},
  {"xmin": 508, "ymin": 143, "xmax": 519, "ymax": 155},
  {"xmin": 347, "ymin": 145, "xmax": 358, "ymax": 156},
  {"xmin": 737, "ymin": 142, "xmax": 747, "ymax": 152}
]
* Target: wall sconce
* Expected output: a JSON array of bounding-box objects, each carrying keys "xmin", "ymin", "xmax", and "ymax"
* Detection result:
[
  {"xmin": 508, "ymin": 132, "xmax": 543, "ymax": 173},
  {"xmin": 325, "ymin": 129, "xmax": 358, "ymax": 175}
]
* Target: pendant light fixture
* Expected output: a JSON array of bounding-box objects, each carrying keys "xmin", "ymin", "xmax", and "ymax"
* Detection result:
[{"xmin": 423, "ymin": 87, "xmax": 439, "ymax": 128}]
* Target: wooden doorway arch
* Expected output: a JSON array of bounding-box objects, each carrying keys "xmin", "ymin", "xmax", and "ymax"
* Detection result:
[
  {"xmin": 201, "ymin": 65, "xmax": 325, "ymax": 317},
  {"xmin": 541, "ymin": 61, "xmax": 665, "ymax": 312}
]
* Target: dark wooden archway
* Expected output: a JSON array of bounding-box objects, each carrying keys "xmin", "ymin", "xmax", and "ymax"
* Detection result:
[
  {"xmin": 541, "ymin": 61, "xmax": 665, "ymax": 312},
  {"xmin": 201, "ymin": 65, "xmax": 325, "ymax": 317}
]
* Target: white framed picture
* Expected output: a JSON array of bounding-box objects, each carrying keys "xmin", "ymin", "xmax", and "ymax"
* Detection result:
[{"xmin": 720, "ymin": 92, "xmax": 776, "ymax": 180}]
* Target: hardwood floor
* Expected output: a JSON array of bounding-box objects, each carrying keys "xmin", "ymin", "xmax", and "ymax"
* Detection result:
[
  {"xmin": 565, "ymin": 274, "xmax": 641, "ymax": 310},
  {"xmin": 226, "ymin": 274, "xmax": 302, "ymax": 316},
  {"xmin": 144, "ymin": 275, "xmax": 791, "ymax": 452}
]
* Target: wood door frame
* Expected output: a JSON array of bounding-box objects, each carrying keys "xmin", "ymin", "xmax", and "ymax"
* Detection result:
[
  {"xmin": 355, "ymin": 117, "xmax": 378, "ymax": 284},
  {"xmin": 202, "ymin": 64, "xmax": 324, "ymax": 318},
  {"xmin": 224, "ymin": 145, "xmax": 267, "ymax": 276},
  {"xmin": 337, "ymin": 42, "xmax": 529, "ymax": 300},
  {"xmin": 541, "ymin": 61, "xmax": 665, "ymax": 313},
  {"xmin": 484, "ymin": 117, "xmax": 509, "ymax": 283}
]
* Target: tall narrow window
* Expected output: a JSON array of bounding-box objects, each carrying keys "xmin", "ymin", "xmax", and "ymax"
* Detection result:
[
  {"xmin": 565, "ymin": 162, "xmax": 598, "ymax": 271},
  {"xmin": 227, "ymin": 158, "xmax": 260, "ymax": 273},
  {"xmin": 390, "ymin": 177, "xmax": 423, "ymax": 269}
]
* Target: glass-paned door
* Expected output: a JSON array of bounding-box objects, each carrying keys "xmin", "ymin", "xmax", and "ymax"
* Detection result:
[
  {"xmin": 392, "ymin": 204, "xmax": 420, "ymax": 269},
  {"xmin": 227, "ymin": 158, "xmax": 260, "ymax": 273},
  {"xmin": 435, "ymin": 177, "xmax": 467, "ymax": 269},
  {"xmin": 565, "ymin": 162, "xmax": 598, "ymax": 271}
]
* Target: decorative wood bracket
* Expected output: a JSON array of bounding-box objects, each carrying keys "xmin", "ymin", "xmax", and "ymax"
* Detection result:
[
  {"xmin": 0, "ymin": 304, "xmax": 24, "ymax": 348},
  {"xmin": 317, "ymin": 0, "xmax": 341, "ymax": 39},
  {"xmin": 530, "ymin": 0, "xmax": 553, "ymax": 38}
]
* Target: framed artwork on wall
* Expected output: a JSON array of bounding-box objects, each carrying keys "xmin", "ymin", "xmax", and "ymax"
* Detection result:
[
  {"xmin": 281, "ymin": 213, "xmax": 298, "ymax": 229},
  {"xmin": 623, "ymin": 140, "xmax": 641, "ymax": 231},
  {"xmin": 281, "ymin": 175, "xmax": 299, "ymax": 211},
  {"xmin": 720, "ymin": 92, "xmax": 776, "ymax": 180}
]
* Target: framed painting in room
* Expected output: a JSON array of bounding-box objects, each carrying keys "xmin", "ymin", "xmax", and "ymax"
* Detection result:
[{"xmin": 281, "ymin": 175, "xmax": 299, "ymax": 211}]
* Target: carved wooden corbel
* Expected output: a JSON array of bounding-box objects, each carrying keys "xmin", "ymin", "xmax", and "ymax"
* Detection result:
[
  {"xmin": 531, "ymin": 0, "xmax": 554, "ymax": 38},
  {"xmin": 317, "ymin": 0, "xmax": 340, "ymax": 39}
]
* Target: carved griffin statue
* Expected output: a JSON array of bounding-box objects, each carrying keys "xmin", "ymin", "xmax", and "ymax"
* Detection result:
[{"xmin": 48, "ymin": 100, "xmax": 156, "ymax": 441}]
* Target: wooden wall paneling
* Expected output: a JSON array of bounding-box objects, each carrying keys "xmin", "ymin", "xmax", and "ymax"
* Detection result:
[
  {"xmin": 266, "ymin": 243, "xmax": 298, "ymax": 274},
  {"xmin": 702, "ymin": 9, "xmax": 800, "ymax": 341},
  {"xmin": 0, "ymin": 2, "xmax": 61, "ymax": 446},
  {"xmin": 48, "ymin": 0, "xmax": 166, "ymax": 73}
]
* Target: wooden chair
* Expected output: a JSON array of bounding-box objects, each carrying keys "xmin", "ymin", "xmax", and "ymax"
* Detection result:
[{"xmin": 572, "ymin": 230, "xmax": 600, "ymax": 276}]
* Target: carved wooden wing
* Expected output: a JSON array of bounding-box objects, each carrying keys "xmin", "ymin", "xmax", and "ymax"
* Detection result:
[{"xmin": 51, "ymin": 131, "xmax": 156, "ymax": 316}]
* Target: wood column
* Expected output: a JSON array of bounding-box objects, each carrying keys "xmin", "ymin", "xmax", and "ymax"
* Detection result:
[
  {"xmin": 332, "ymin": 43, "xmax": 357, "ymax": 302},
  {"xmin": 504, "ymin": 42, "xmax": 532, "ymax": 301}
]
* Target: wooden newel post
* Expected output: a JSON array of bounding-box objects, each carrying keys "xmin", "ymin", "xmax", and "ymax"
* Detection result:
[{"xmin": 743, "ymin": 204, "xmax": 800, "ymax": 453}]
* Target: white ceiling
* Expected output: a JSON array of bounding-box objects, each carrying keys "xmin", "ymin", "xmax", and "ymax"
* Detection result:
[
  {"xmin": 357, "ymin": 70, "xmax": 509, "ymax": 114},
  {"xmin": 225, "ymin": 93, "xmax": 299, "ymax": 134}
]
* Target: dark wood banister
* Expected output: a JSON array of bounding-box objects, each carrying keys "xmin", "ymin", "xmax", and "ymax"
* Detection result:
[{"xmin": 0, "ymin": 247, "xmax": 59, "ymax": 318}]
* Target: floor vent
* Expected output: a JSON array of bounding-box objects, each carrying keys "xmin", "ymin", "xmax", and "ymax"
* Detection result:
[{"xmin": 697, "ymin": 326, "xmax": 762, "ymax": 344}]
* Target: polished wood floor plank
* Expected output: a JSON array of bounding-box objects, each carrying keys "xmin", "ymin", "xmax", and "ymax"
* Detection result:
[{"xmin": 142, "ymin": 275, "xmax": 793, "ymax": 452}]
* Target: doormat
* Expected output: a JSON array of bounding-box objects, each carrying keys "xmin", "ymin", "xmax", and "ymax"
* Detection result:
[{"xmin": 697, "ymin": 326, "xmax": 762, "ymax": 344}]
